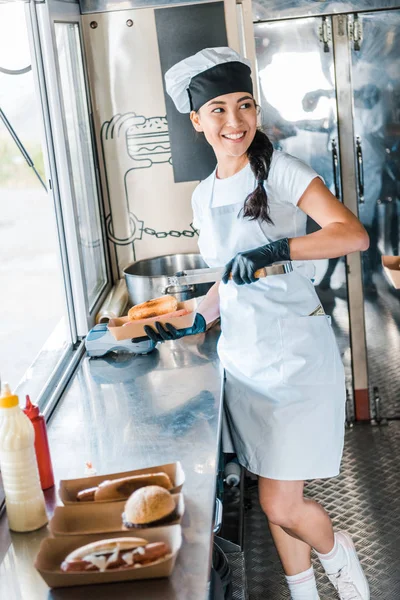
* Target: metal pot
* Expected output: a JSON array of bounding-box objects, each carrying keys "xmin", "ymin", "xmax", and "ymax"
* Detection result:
[{"xmin": 123, "ymin": 253, "xmax": 212, "ymax": 306}]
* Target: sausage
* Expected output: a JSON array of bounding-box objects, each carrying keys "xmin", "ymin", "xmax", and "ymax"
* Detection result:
[
  {"xmin": 76, "ymin": 487, "xmax": 97, "ymax": 502},
  {"xmin": 134, "ymin": 542, "xmax": 169, "ymax": 563}
]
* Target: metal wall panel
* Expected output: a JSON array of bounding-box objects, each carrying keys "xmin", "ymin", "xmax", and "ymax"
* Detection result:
[
  {"xmin": 254, "ymin": 9, "xmax": 400, "ymax": 419},
  {"xmin": 252, "ymin": 0, "xmax": 400, "ymax": 23},
  {"xmin": 254, "ymin": 16, "xmax": 355, "ymax": 406},
  {"xmin": 81, "ymin": 2, "xmax": 244, "ymax": 276},
  {"xmin": 82, "ymin": 8, "xmax": 199, "ymax": 276},
  {"xmin": 79, "ymin": 0, "xmax": 218, "ymax": 14},
  {"xmin": 331, "ymin": 14, "xmax": 369, "ymax": 419},
  {"xmin": 78, "ymin": 0, "xmax": 400, "ymax": 18},
  {"xmin": 349, "ymin": 10, "xmax": 400, "ymax": 419}
]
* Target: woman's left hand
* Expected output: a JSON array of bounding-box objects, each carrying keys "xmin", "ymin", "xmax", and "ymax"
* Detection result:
[
  {"xmin": 222, "ymin": 238, "xmax": 291, "ymax": 285},
  {"xmin": 133, "ymin": 313, "xmax": 207, "ymax": 343}
]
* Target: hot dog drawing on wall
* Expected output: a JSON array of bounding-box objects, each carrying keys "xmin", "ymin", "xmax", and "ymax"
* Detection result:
[{"xmin": 100, "ymin": 112, "xmax": 198, "ymax": 277}]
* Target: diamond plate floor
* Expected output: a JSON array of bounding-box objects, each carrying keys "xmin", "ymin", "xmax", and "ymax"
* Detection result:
[
  {"xmin": 227, "ymin": 551, "xmax": 248, "ymax": 600},
  {"xmin": 244, "ymin": 421, "xmax": 400, "ymax": 599}
]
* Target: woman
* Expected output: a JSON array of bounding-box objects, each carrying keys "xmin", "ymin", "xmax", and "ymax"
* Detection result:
[{"xmin": 144, "ymin": 47, "xmax": 370, "ymax": 600}]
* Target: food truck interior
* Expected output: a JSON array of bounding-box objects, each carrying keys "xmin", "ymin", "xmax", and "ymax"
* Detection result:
[{"xmin": 1, "ymin": 0, "xmax": 400, "ymax": 598}]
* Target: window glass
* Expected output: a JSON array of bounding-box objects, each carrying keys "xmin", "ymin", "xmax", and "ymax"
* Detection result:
[
  {"xmin": 0, "ymin": 3, "xmax": 69, "ymax": 392},
  {"xmin": 54, "ymin": 22, "xmax": 108, "ymax": 310}
]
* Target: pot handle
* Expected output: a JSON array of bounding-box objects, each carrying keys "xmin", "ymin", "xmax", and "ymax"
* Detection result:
[{"xmin": 163, "ymin": 284, "xmax": 195, "ymax": 295}]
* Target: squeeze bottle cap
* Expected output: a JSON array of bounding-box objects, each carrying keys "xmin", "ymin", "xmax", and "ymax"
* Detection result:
[
  {"xmin": 24, "ymin": 395, "xmax": 40, "ymax": 419},
  {"xmin": 0, "ymin": 383, "xmax": 19, "ymax": 408}
]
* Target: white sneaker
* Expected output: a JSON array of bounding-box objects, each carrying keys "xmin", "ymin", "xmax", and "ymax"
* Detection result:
[
  {"xmin": 289, "ymin": 595, "xmax": 320, "ymax": 600},
  {"xmin": 327, "ymin": 531, "xmax": 370, "ymax": 600}
]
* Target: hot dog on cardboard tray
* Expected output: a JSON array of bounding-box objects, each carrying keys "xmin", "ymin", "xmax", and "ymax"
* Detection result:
[{"xmin": 60, "ymin": 537, "xmax": 171, "ymax": 573}]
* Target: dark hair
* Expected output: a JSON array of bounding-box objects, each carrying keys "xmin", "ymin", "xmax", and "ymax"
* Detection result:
[{"xmin": 244, "ymin": 129, "xmax": 274, "ymax": 224}]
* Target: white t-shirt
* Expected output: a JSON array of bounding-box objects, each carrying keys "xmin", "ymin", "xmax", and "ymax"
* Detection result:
[
  {"xmin": 212, "ymin": 162, "xmax": 251, "ymax": 207},
  {"xmin": 192, "ymin": 150, "xmax": 321, "ymax": 242}
]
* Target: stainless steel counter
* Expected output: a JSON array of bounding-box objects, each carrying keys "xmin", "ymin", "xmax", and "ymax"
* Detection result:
[{"xmin": 0, "ymin": 326, "xmax": 223, "ymax": 600}]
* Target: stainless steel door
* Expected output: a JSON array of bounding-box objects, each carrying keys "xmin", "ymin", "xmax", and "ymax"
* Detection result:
[
  {"xmin": 254, "ymin": 17, "xmax": 354, "ymax": 411},
  {"xmin": 349, "ymin": 10, "xmax": 400, "ymax": 419}
]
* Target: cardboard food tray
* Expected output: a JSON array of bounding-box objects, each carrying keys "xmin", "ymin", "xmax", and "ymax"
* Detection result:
[
  {"xmin": 35, "ymin": 524, "xmax": 182, "ymax": 588},
  {"xmin": 50, "ymin": 493, "xmax": 184, "ymax": 536},
  {"xmin": 382, "ymin": 255, "xmax": 400, "ymax": 289},
  {"xmin": 108, "ymin": 299, "xmax": 197, "ymax": 341},
  {"xmin": 59, "ymin": 461, "xmax": 185, "ymax": 505}
]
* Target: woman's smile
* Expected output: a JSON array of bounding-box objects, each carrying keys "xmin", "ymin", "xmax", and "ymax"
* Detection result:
[{"xmin": 222, "ymin": 130, "xmax": 247, "ymax": 143}]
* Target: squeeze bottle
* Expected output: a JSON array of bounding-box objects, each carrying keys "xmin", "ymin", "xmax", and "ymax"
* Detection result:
[
  {"xmin": 23, "ymin": 395, "xmax": 54, "ymax": 491},
  {"xmin": 0, "ymin": 383, "xmax": 48, "ymax": 532}
]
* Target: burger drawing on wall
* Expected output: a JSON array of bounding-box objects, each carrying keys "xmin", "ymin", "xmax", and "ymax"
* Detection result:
[{"xmin": 126, "ymin": 115, "xmax": 171, "ymax": 169}]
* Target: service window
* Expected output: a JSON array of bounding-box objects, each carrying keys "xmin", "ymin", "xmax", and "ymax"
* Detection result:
[{"xmin": 0, "ymin": 0, "xmax": 111, "ymax": 411}]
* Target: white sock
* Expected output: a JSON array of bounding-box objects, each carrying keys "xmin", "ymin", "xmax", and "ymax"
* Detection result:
[
  {"xmin": 285, "ymin": 565, "xmax": 320, "ymax": 600},
  {"xmin": 316, "ymin": 533, "xmax": 348, "ymax": 575}
]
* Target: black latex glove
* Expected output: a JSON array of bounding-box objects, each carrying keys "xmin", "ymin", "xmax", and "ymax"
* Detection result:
[
  {"xmin": 222, "ymin": 238, "xmax": 291, "ymax": 285},
  {"xmin": 134, "ymin": 313, "xmax": 207, "ymax": 344}
]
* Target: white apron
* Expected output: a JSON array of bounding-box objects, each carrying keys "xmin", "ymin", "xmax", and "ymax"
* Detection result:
[{"xmin": 198, "ymin": 168, "xmax": 346, "ymax": 480}]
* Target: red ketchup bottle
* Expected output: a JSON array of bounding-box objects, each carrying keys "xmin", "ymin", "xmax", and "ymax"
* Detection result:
[{"xmin": 23, "ymin": 395, "xmax": 55, "ymax": 490}]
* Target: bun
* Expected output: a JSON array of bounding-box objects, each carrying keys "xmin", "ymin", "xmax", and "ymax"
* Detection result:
[
  {"xmin": 122, "ymin": 307, "xmax": 189, "ymax": 326},
  {"xmin": 122, "ymin": 485, "xmax": 176, "ymax": 529},
  {"xmin": 76, "ymin": 472, "xmax": 173, "ymax": 502},
  {"xmin": 128, "ymin": 295, "xmax": 178, "ymax": 321},
  {"xmin": 61, "ymin": 537, "xmax": 171, "ymax": 572}
]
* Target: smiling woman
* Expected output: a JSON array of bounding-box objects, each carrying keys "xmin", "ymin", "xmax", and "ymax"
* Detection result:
[{"xmin": 159, "ymin": 46, "xmax": 370, "ymax": 599}]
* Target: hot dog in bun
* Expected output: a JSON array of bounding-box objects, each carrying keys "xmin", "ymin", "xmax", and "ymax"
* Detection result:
[
  {"xmin": 76, "ymin": 472, "xmax": 173, "ymax": 502},
  {"xmin": 60, "ymin": 537, "xmax": 171, "ymax": 573}
]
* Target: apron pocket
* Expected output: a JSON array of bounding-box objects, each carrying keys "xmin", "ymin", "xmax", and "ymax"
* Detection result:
[{"xmin": 280, "ymin": 315, "xmax": 339, "ymax": 386}]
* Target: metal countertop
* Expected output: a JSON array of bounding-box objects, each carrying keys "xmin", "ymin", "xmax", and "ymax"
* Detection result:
[{"xmin": 0, "ymin": 326, "xmax": 223, "ymax": 600}]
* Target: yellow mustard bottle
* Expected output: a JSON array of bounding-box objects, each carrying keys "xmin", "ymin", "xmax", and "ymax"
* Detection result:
[{"xmin": 0, "ymin": 383, "xmax": 47, "ymax": 532}]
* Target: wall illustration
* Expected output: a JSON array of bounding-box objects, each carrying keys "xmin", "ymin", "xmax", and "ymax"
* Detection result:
[
  {"xmin": 100, "ymin": 111, "xmax": 199, "ymax": 275},
  {"xmin": 125, "ymin": 115, "xmax": 171, "ymax": 168}
]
